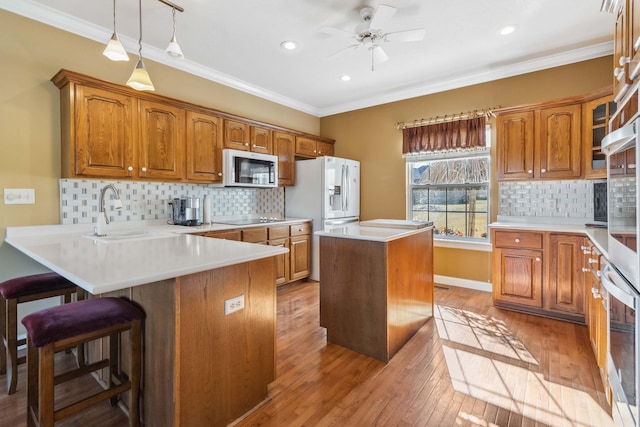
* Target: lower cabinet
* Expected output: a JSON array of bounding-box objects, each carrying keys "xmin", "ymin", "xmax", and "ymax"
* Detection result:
[
  {"xmin": 202, "ymin": 221, "xmax": 310, "ymax": 286},
  {"xmin": 491, "ymin": 229, "xmax": 584, "ymax": 322}
]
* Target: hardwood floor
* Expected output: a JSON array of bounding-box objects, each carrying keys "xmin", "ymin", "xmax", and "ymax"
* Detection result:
[{"xmin": 0, "ymin": 281, "xmax": 613, "ymax": 426}]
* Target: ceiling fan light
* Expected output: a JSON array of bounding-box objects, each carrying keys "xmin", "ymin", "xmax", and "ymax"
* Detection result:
[
  {"xmin": 127, "ymin": 58, "xmax": 155, "ymax": 91},
  {"xmin": 166, "ymin": 35, "xmax": 184, "ymax": 58},
  {"xmin": 103, "ymin": 33, "xmax": 129, "ymax": 61}
]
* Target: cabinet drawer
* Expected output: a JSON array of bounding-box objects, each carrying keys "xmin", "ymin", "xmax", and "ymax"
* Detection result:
[
  {"xmin": 268, "ymin": 225, "xmax": 290, "ymax": 240},
  {"xmin": 242, "ymin": 227, "xmax": 268, "ymax": 243},
  {"xmin": 205, "ymin": 229, "xmax": 241, "ymax": 241},
  {"xmin": 290, "ymin": 222, "xmax": 311, "ymax": 236},
  {"xmin": 494, "ymin": 230, "xmax": 543, "ymax": 249}
]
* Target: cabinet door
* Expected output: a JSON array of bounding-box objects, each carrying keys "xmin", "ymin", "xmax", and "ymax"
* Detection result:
[
  {"xmin": 537, "ymin": 104, "xmax": 582, "ymax": 179},
  {"xmin": 138, "ymin": 100, "xmax": 185, "ymax": 180},
  {"xmin": 250, "ymin": 126, "xmax": 272, "ymax": 154},
  {"xmin": 496, "ymin": 111, "xmax": 535, "ymax": 180},
  {"xmin": 583, "ymin": 95, "xmax": 615, "ymax": 179},
  {"xmin": 269, "ymin": 237, "xmax": 290, "ymax": 285},
  {"xmin": 615, "ymin": 3, "xmax": 633, "ymax": 101},
  {"xmin": 546, "ymin": 234, "xmax": 584, "ymax": 315},
  {"xmin": 74, "ymin": 85, "xmax": 134, "ymax": 178},
  {"xmin": 273, "ymin": 131, "xmax": 295, "ymax": 186},
  {"xmin": 185, "ymin": 111, "xmax": 223, "ymax": 183},
  {"xmin": 204, "ymin": 229, "xmax": 241, "ymax": 241},
  {"xmin": 317, "ymin": 141, "xmax": 334, "ymax": 157},
  {"xmin": 223, "ymin": 119, "xmax": 250, "ymax": 151},
  {"xmin": 492, "ymin": 247, "xmax": 543, "ymax": 308},
  {"xmin": 630, "ymin": 0, "xmax": 640, "ymax": 80},
  {"xmin": 290, "ymin": 235, "xmax": 310, "ymax": 281},
  {"xmin": 295, "ymin": 136, "xmax": 318, "ymax": 158}
]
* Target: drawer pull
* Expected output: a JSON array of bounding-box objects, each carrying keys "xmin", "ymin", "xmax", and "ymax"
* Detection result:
[
  {"xmin": 535, "ymin": 257, "xmax": 541, "ymax": 262},
  {"xmin": 588, "ymin": 258, "xmax": 598, "ymax": 264},
  {"xmin": 582, "ymin": 267, "xmax": 590, "ymax": 273},
  {"xmin": 515, "ymin": 238, "xmax": 520, "ymax": 243},
  {"xmin": 583, "ymin": 249, "xmax": 590, "ymax": 255}
]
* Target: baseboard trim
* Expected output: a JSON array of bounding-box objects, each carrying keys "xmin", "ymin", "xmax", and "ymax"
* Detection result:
[{"xmin": 434, "ymin": 275, "xmax": 492, "ymax": 293}]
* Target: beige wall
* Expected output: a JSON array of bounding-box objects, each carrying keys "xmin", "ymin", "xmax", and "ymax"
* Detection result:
[
  {"xmin": 321, "ymin": 57, "xmax": 612, "ymax": 282},
  {"xmin": 0, "ymin": 9, "xmax": 319, "ymax": 280}
]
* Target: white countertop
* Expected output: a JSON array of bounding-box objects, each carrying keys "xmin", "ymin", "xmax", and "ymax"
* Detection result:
[
  {"xmin": 316, "ymin": 221, "xmax": 433, "ymax": 242},
  {"xmin": 4, "ymin": 219, "xmax": 304, "ymax": 294},
  {"xmin": 489, "ymin": 220, "xmax": 609, "ymax": 258}
]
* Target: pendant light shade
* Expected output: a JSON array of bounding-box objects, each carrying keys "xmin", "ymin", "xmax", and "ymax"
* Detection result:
[
  {"xmin": 165, "ymin": 8, "xmax": 184, "ymax": 59},
  {"xmin": 127, "ymin": 58, "xmax": 155, "ymax": 91},
  {"xmin": 127, "ymin": 0, "xmax": 155, "ymax": 91},
  {"xmin": 103, "ymin": 0, "xmax": 129, "ymax": 61}
]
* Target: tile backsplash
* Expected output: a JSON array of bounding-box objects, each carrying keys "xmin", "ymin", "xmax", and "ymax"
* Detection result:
[
  {"xmin": 499, "ymin": 180, "xmax": 602, "ymax": 219},
  {"xmin": 60, "ymin": 179, "xmax": 284, "ymax": 225}
]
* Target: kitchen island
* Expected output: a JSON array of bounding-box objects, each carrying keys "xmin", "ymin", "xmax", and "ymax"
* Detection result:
[
  {"xmin": 5, "ymin": 223, "xmax": 289, "ymax": 427},
  {"xmin": 317, "ymin": 221, "xmax": 434, "ymax": 362}
]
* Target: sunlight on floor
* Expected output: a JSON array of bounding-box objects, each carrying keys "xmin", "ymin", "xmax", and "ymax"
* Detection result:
[
  {"xmin": 435, "ymin": 304, "xmax": 613, "ymax": 426},
  {"xmin": 435, "ymin": 304, "xmax": 538, "ymax": 365}
]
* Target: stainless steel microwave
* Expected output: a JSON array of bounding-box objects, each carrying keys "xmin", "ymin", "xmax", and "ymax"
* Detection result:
[{"xmin": 222, "ymin": 149, "xmax": 278, "ymax": 188}]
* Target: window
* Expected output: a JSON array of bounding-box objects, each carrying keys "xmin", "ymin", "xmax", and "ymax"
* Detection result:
[{"xmin": 407, "ymin": 153, "xmax": 490, "ymax": 241}]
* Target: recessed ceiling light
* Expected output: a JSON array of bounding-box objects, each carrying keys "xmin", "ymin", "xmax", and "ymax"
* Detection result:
[
  {"xmin": 280, "ymin": 40, "xmax": 297, "ymax": 50},
  {"xmin": 339, "ymin": 75, "xmax": 351, "ymax": 82},
  {"xmin": 497, "ymin": 25, "xmax": 518, "ymax": 36}
]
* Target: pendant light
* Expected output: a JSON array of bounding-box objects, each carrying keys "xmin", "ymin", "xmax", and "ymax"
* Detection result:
[
  {"xmin": 165, "ymin": 7, "xmax": 184, "ymax": 59},
  {"xmin": 103, "ymin": 0, "xmax": 129, "ymax": 61},
  {"xmin": 127, "ymin": 0, "xmax": 155, "ymax": 91}
]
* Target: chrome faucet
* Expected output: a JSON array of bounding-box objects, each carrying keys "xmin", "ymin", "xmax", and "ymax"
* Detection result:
[{"xmin": 95, "ymin": 184, "xmax": 123, "ymax": 236}]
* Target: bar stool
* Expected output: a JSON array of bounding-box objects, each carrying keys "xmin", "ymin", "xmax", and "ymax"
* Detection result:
[
  {"xmin": 0, "ymin": 272, "xmax": 83, "ymax": 394},
  {"xmin": 22, "ymin": 297, "xmax": 144, "ymax": 427}
]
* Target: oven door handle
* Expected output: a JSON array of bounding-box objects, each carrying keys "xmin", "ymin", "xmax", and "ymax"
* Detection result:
[
  {"xmin": 601, "ymin": 264, "xmax": 637, "ymax": 309},
  {"xmin": 602, "ymin": 119, "xmax": 637, "ymax": 155}
]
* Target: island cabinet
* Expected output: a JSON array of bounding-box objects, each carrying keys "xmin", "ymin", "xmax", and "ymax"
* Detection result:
[
  {"xmin": 492, "ymin": 228, "xmax": 585, "ymax": 323},
  {"xmin": 91, "ymin": 257, "xmax": 276, "ymax": 427},
  {"xmin": 319, "ymin": 227, "xmax": 434, "ymax": 362}
]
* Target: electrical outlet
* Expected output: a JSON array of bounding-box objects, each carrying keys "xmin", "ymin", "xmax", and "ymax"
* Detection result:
[{"xmin": 224, "ymin": 295, "xmax": 245, "ymax": 315}]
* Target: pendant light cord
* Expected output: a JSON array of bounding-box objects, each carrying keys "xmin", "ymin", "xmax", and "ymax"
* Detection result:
[
  {"xmin": 137, "ymin": 0, "xmax": 143, "ymax": 57},
  {"xmin": 112, "ymin": 0, "xmax": 117, "ymax": 33},
  {"xmin": 172, "ymin": 7, "xmax": 177, "ymax": 37}
]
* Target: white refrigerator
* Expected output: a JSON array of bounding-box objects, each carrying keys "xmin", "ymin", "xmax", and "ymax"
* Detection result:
[{"xmin": 285, "ymin": 156, "xmax": 360, "ymax": 281}]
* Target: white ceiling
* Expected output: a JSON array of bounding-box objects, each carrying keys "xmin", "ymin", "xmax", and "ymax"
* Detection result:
[{"xmin": 2, "ymin": 0, "xmax": 616, "ymax": 117}]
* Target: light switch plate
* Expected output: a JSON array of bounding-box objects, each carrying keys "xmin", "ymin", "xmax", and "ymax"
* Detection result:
[{"xmin": 4, "ymin": 188, "xmax": 35, "ymax": 205}]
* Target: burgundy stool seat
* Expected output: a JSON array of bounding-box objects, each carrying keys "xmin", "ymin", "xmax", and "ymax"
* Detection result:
[
  {"xmin": 22, "ymin": 297, "xmax": 144, "ymax": 427},
  {"xmin": 0, "ymin": 272, "xmax": 81, "ymax": 395}
]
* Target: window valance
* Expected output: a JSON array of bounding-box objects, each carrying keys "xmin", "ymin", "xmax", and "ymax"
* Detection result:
[{"xmin": 402, "ymin": 116, "xmax": 486, "ymax": 155}]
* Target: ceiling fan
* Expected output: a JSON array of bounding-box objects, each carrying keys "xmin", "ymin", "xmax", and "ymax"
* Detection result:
[{"xmin": 322, "ymin": 4, "xmax": 426, "ymax": 71}]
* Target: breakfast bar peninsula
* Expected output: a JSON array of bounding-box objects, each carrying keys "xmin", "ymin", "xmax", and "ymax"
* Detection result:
[
  {"xmin": 317, "ymin": 220, "xmax": 434, "ymax": 362},
  {"xmin": 5, "ymin": 222, "xmax": 288, "ymax": 427}
]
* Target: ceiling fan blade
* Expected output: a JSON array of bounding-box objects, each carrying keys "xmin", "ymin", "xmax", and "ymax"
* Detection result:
[
  {"xmin": 370, "ymin": 4, "xmax": 397, "ymax": 29},
  {"xmin": 327, "ymin": 44, "xmax": 359, "ymax": 59},
  {"xmin": 384, "ymin": 29, "xmax": 426, "ymax": 42},
  {"xmin": 372, "ymin": 46, "xmax": 389, "ymax": 63},
  {"xmin": 319, "ymin": 26, "xmax": 355, "ymax": 38}
]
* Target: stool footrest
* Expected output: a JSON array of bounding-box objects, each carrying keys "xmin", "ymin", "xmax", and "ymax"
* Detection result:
[
  {"xmin": 54, "ymin": 381, "xmax": 131, "ymax": 422},
  {"xmin": 54, "ymin": 359, "xmax": 110, "ymax": 385}
]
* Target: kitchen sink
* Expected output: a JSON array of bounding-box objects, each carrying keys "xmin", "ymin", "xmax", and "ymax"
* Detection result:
[{"xmin": 83, "ymin": 230, "xmax": 177, "ymax": 243}]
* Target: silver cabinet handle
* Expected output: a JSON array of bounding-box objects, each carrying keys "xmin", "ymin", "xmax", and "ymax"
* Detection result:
[
  {"xmin": 588, "ymin": 258, "xmax": 598, "ymax": 264},
  {"xmin": 582, "ymin": 267, "xmax": 590, "ymax": 273},
  {"xmin": 141, "ymin": 167, "xmax": 147, "ymax": 173},
  {"xmin": 527, "ymin": 169, "xmax": 533, "ymax": 174},
  {"xmin": 535, "ymin": 257, "xmax": 541, "ymax": 262},
  {"xmin": 515, "ymin": 238, "xmax": 520, "ymax": 243},
  {"xmin": 541, "ymin": 168, "xmax": 546, "ymax": 173},
  {"xmin": 128, "ymin": 166, "xmax": 134, "ymax": 172}
]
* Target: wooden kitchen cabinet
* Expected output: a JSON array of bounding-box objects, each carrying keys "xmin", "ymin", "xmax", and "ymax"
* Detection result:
[
  {"xmin": 269, "ymin": 237, "xmax": 290, "ymax": 285},
  {"xmin": 582, "ymin": 93, "xmax": 616, "ymax": 179},
  {"xmin": 250, "ymin": 125, "xmax": 273, "ymax": 154},
  {"xmin": 295, "ymin": 136, "xmax": 334, "ymax": 158},
  {"xmin": 59, "ymin": 84, "xmax": 135, "ymax": 179},
  {"xmin": 204, "ymin": 229, "xmax": 241, "ymax": 241},
  {"xmin": 492, "ymin": 230, "xmax": 544, "ymax": 308},
  {"xmin": 496, "ymin": 103, "xmax": 581, "ymax": 180},
  {"xmin": 289, "ymin": 222, "xmax": 311, "ymax": 281},
  {"xmin": 185, "ymin": 110, "xmax": 223, "ymax": 183},
  {"xmin": 614, "ymin": 2, "xmax": 633, "ymax": 101},
  {"xmin": 137, "ymin": 100, "xmax": 185, "ymax": 180},
  {"xmin": 546, "ymin": 233, "xmax": 584, "ymax": 316},
  {"xmin": 223, "ymin": 119, "xmax": 250, "ymax": 151},
  {"xmin": 492, "ymin": 228, "xmax": 586, "ymax": 323},
  {"xmin": 273, "ymin": 131, "xmax": 296, "ymax": 186}
]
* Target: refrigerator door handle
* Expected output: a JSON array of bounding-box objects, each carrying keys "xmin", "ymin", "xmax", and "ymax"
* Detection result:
[
  {"xmin": 341, "ymin": 164, "xmax": 347, "ymax": 211},
  {"xmin": 344, "ymin": 165, "xmax": 349, "ymax": 211}
]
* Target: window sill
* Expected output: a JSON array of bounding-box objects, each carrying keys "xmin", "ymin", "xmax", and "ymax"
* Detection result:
[{"xmin": 434, "ymin": 238, "xmax": 492, "ymax": 252}]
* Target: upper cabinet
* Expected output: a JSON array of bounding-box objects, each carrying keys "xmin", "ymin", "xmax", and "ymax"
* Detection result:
[
  {"xmin": 614, "ymin": 2, "xmax": 633, "ymax": 101},
  {"xmin": 496, "ymin": 88, "xmax": 614, "ymax": 181},
  {"xmin": 295, "ymin": 136, "xmax": 334, "ymax": 158},
  {"xmin": 583, "ymin": 94, "xmax": 616, "ymax": 179},
  {"xmin": 496, "ymin": 103, "xmax": 581, "ymax": 180},
  {"xmin": 186, "ymin": 110, "xmax": 223, "ymax": 183},
  {"xmin": 51, "ymin": 69, "xmax": 334, "ymax": 186}
]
